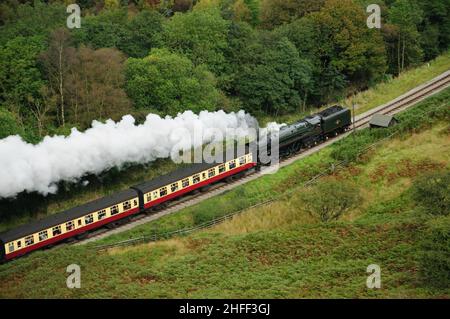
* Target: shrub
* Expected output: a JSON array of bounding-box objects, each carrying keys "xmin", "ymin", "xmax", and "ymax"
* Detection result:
[
  {"xmin": 419, "ymin": 216, "xmax": 450, "ymax": 288},
  {"xmin": 411, "ymin": 170, "xmax": 450, "ymax": 216},
  {"xmin": 0, "ymin": 108, "xmax": 23, "ymax": 139},
  {"xmin": 298, "ymin": 178, "xmax": 362, "ymax": 222}
]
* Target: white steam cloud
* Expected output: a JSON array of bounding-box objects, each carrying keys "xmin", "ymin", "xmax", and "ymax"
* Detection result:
[{"xmin": 0, "ymin": 110, "xmax": 278, "ymax": 199}]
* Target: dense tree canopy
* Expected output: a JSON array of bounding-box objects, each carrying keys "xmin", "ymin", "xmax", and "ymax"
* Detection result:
[
  {"xmin": 125, "ymin": 48, "xmax": 221, "ymax": 114},
  {"xmin": 163, "ymin": 6, "xmax": 230, "ymax": 74},
  {"xmin": 73, "ymin": 9, "xmax": 164, "ymax": 58},
  {"xmin": 0, "ymin": 36, "xmax": 46, "ymax": 115},
  {"xmin": 0, "ymin": 0, "xmax": 448, "ymax": 139},
  {"xmin": 260, "ymin": 0, "xmax": 325, "ymax": 29},
  {"xmin": 233, "ymin": 33, "xmax": 312, "ymax": 114}
]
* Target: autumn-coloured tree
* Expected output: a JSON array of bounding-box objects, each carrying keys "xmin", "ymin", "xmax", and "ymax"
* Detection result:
[
  {"xmin": 65, "ymin": 47, "xmax": 132, "ymax": 127},
  {"xmin": 260, "ymin": 0, "xmax": 325, "ymax": 29}
]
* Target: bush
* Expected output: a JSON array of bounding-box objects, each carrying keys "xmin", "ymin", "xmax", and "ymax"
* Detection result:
[
  {"xmin": 0, "ymin": 108, "xmax": 23, "ymax": 139},
  {"xmin": 298, "ymin": 178, "xmax": 362, "ymax": 222},
  {"xmin": 419, "ymin": 216, "xmax": 450, "ymax": 288},
  {"xmin": 411, "ymin": 170, "xmax": 450, "ymax": 216}
]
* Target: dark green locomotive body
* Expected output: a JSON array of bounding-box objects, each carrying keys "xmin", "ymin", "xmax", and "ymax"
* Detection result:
[
  {"xmin": 273, "ymin": 105, "xmax": 351, "ymax": 156},
  {"xmin": 318, "ymin": 106, "xmax": 352, "ymax": 134},
  {"xmin": 278, "ymin": 119, "xmax": 320, "ymax": 149}
]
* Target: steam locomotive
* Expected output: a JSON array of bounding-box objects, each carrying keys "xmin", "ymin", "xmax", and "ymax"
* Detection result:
[{"xmin": 0, "ymin": 106, "xmax": 351, "ymax": 261}]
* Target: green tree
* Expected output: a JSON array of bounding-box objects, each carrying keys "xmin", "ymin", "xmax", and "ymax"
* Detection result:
[
  {"xmin": 72, "ymin": 9, "xmax": 129, "ymax": 49},
  {"xmin": 0, "ymin": 108, "xmax": 24, "ymax": 139},
  {"xmin": 118, "ymin": 10, "xmax": 164, "ymax": 58},
  {"xmin": 418, "ymin": 0, "xmax": 450, "ymax": 60},
  {"xmin": 0, "ymin": 36, "xmax": 46, "ymax": 118},
  {"xmin": 220, "ymin": 21, "xmax": 257, "ymax": 91},
  {"xmin": 73, "ymin": 8, "xmax": 164, "ymax": 58},
  {"xmin": 125, "ymin": 48, "xmax": 221, "ymax": 114},
  {"xmin": 388, "ymin": 0, "xmax": 424, "ymax": 74},
  {"xmin": 299, "ymin": 179, "xmax": 362, "ymax": 222},
  {"xmin": 163, "ymin": 6, "xmax": 230, "ymax": 75},
  {"xmin": 303, "ymin": 0, "xmax": 387, "ymax": 102},
  {"xmin": 233, "ymin": 32, "xmax": 312, "ymax": 115},
  {"xmin": 0, "ymin": 0, "xmax": 66, "ymax": 45}
]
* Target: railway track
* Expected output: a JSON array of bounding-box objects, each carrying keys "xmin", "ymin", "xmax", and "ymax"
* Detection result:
[{"xmin": 78, "ymin": 70, "xmax": 450, "ymax": 245}]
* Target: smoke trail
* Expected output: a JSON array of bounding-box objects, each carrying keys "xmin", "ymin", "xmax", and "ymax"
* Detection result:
[{"xmin": 0, "ymin": 110, "xmax": 278, "ymax": 198}]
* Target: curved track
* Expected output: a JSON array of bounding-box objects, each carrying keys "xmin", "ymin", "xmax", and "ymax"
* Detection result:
[{"xmin": 78, "ymin": 70, "xmax": 450, "ymax": 245}]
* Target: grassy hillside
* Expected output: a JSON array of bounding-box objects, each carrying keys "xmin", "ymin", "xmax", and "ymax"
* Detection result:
[{"xmin": 0, "ymin": 88, "xmax": 448, "ymax": 298}]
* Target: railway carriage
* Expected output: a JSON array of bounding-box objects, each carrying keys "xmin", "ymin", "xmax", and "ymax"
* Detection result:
[
  {"xmin": 132, "ymin": 148, "xmax": 257, "ymax": 213},
  {"xmin": 0, "ymin": 146, "xmax": 257, "ymax": 261},
  {"xmin": 0, "ymin": 189, "xmax": 140, "ymax": 261}
]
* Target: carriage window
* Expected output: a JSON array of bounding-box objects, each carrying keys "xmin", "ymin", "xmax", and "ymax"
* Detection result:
[
  {"xmin": 160, "ymin": 187, "xmax": 167, "ymax": 197},
  {"xmin": 229, "ymin": 160, "xmax": 236, "ymax": 169},
  {"xmin": 219, "ymin": 164, "xmax": 225, "ymax": 173},
  {"xmin": 208, "ymin": 169, "xmax": 216, "ymax": 178},
  {"xmin": 146, "ymin": 193, "xmax": 151, "ymax": 202},
  {"xmin": 193, "ymin": 174, "xmax": 200, "ymax": 184},
  {"xmin": 239, "ymin": 156, "xmax": 246, "ymax": 165},
  {"xmin": 78, "ymin": 219, "xmax": 82, "ymax": 226},
  {"xmin": 110, "ymin": 205, "xmax": 119, "ymax": 216},
  {"xmin": 25, "ymin": 235, "xmax": 34, "ymax": 246},
  {"xmin": 38, "ymin": 230, "xmax": 48, "ymax": 241},
  {"xmin": 52, "ymin": 225, "xmax": 62, "ymax": 236},
  {"xmin": 17, "ymin": 240, "xmax": 22, "ymax": 248},
  {"xmin": 98, "ymin": 209, "xmax": 106, "ymax": 220},
  {"xmin": 171, "ymin": 183, "xmax": 179, "ymax": 192},
  {"xmin": 182, "ymin": 178, "xmax": 190, "ymax": 188},
  {"xmin": 8, "ymin": 242, "xmax": 14, "ymax": 253},
  {"xmin": 85, "ymin": 214, "xmax": 94, "ymax": 224},
  {"xmin": 133, "ymin": 200, "xmax": 138, "ymax": 206},
  {"xmin": 66, "ymin": 221, "xmax": 75, "ymax": 231},
  {"xmin": 202, "ymin": 172, "xmax": 207, "ymax": 179},
  {"xmin": 123, "ymin": 201, "xmax": 131, "ymax": 210},
  {"xmin": 153, "ymin": 191, "xmax": 158, "ymax": 199}
]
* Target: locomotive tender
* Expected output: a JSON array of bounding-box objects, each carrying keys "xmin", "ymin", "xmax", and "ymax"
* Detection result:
[{"xmin": 0, "ymin": 105, "xmax": 351, "ymax": 261}]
